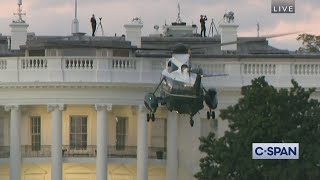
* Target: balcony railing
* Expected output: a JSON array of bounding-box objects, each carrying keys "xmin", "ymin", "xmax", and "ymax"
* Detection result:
[
  {"xmin": 148, "ymin": 147, "xmax": 166, "ymax": 160},
  {"xmin": 1, "ymin": 145, "xmax": 167, "ymax": 160},
  {"xmin": 0, "ymin": 146, "xmax": 9, "ymax": 158},
  {"xmin": 21, "ymin": 145, "xmax": 51, "ymax": 157},
  {"xmin": 108, "ymin": 146, "xmax": 137, "ymax": 158},
  {"xmin": 62, "ymin": 145, "xmax": 96, "ymax": 157}
]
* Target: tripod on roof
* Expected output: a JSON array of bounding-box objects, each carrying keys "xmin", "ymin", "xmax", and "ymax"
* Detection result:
[
  {"xmin": 96, "ymin": 17, "xmax": 104, "ymax": 36},
  {"xmin": 208, "ymin": 18, "xmax": 219, "ymax": 37}
]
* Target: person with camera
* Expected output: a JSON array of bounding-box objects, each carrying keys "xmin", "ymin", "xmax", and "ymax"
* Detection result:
[
  {"xmin": 200, "ymin": 15, "xmax": 207, "ymax": 37},
  {"xmin": 90, "ymin": 14, "xmax": 97, "ymax": 36}
]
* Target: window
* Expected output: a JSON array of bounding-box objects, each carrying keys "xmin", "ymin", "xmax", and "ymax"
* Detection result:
[
  {"xmin": 70, "ymin": 116, "xmax": 87, "ymax": 150},
  {"xmin": 0, "ymin": 118, "xmax": 4, "ymax": 145},
  {"xmin": 151, "ymin": 118, "xmax": 167, "ymax": 148},
  {"xmin": 31, "ymin": 116, "xmax": 41, "ymax": 151},
  {"xmin": 113, "ymin": 49, "xmax": 129, "ymax": 57},
  {"xmin": 167, "ymin": 61, "xmax": 179, "ymax": 73},
  {"xmin": 116, "ymin": 117, "xmax": 128, "ymax": 150}
]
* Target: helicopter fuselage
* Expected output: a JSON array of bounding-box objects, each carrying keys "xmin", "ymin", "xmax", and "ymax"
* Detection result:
[
  {"xmin": 143, "ymin": 48, "xmax": 220, "ymax": 126},
  {"xmin": 159, "ymin": 74, "xmax": 204, "ymax": 116}
]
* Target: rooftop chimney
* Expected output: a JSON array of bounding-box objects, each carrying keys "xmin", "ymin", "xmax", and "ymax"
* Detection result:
[
  {"xmin": 124, "ymin": 17, "xmax": 143, "ymax": 48},
  {"xmin": 71, "ymin": 0, "xmax": 79, "ymax": 34},
  {"xmin": 10, "ymin": 0, "xmax": 29, "ymax": 50},
  {"xmin": 219, "ymin": 11, "xmax": 238, "ymax": 52}
]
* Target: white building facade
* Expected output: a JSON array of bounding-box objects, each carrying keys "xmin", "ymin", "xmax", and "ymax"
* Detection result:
[
  {"xmin": 0, "ymin": 53, "xmax": 320, "ymax": 180},
  {"xmin": 0, "ymin": 5, "xmax": 320, "ymax": 179}
]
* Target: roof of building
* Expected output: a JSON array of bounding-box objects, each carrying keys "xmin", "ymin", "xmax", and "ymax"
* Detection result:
[
  {"xmin": 22, "ymin": 33, "xmax": 133, "ymax": 50},
  {"xmin": 138, "ymin": 36, "xmax": 291, "ymax": 56},
  {"xmin": 1, "ymin": 24, "xmax": 319, "ymax": 58}
]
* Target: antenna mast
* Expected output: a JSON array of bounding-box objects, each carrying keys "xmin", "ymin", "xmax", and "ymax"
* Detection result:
[
  {"xmin": 176, "ymin": 2, "xmax": 182, "ymax": 23},
  {"xmin": 257, "ymin": 22, "xmax": 260, "ymax": 37},
  {"xmin": 14, "ymin": 0, "xmax": 26, "ymax": 23},
  {"xmin": 75, "ymin": 0, "xmax": 77, "ymax": 19}
]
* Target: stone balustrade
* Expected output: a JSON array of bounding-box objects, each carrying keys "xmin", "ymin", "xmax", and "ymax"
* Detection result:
[{"xmin": 0, "ymin": 56, "xmax": 319, "ymax": 88}]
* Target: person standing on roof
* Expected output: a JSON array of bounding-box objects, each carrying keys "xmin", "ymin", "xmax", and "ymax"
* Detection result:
[
  {"xmin": 200, "ymin": 15, "xmax": 207, "ymax": 37},
  {"xmin": 90, "ymin": 14, "xmax": 97, "ymax": 36}
]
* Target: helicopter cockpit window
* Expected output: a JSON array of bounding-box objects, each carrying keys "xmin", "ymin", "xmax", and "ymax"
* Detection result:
[
  {"xmin": 167, "ymin": 61, "xmax": 178, "ymax": 73},
  {"xmin": 181, "ymin": 64, "xmax": 188, "ymax": 72}
]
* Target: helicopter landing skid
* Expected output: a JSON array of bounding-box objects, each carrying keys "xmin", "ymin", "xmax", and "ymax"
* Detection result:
[
  {"xmin": 189, "ymin": 118, "xmax": 194, "ymax": 127},
  {"xmin": 147, "ymin": 113, "xmax": 155, "ymax": 122},
  {"xmin": 207, "ymin": 109, "xmax": 215, "ymax": 120},
  {"xmin": 189, "ymin": 112, "xmax": 197, "ymax": 127}
]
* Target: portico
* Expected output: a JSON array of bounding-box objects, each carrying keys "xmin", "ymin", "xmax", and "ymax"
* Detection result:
[{"xmin": 1, "ymin": 99, "xmax": 170, "ymax": 180}]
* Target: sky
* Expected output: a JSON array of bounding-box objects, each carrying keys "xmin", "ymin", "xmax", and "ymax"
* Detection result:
[{"xmin": 0, "ymin": 0, "xmax": 319, "ymax": 51}]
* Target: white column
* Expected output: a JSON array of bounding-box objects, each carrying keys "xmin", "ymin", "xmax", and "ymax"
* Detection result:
[
  {"xmin": 5, "ymin": 105, "xmax": 21, "ymax": 180},
  {"xmin": 137, "ymin": 105, "xmax": 148, "ymax": 180},
  {"xmin": 166, "ymin": 111, "xmax": 178, "ymax": 180},
  {"xmin": 48, "ymin": 104, "xmax": 65, "ymax": 180},
  {"xmin": 191, "ymin": 114, "xmax": 202, "ymax": 175},
  {"xmin": 95, "ymin": 104, "xmax": 112, "ymax": 180}
]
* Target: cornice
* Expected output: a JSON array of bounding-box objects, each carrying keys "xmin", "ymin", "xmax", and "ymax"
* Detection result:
[{"xmin": 0, "ymin": 82, "xmax": 156, "ymax": 90}]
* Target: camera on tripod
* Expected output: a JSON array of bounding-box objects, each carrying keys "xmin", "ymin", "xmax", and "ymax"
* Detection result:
[{"xmin": 95, "ymin": 16, "xmax": 104, "ymax": 36}]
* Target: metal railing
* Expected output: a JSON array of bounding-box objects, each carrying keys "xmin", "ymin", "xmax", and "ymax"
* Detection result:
[
  {"xmin": 1, "ymin": 145, "xmax": 166, "ymax": 160},
  {"xmin": 21, "ymin": 145, "xmax": 51, "ymax": 157},
  {"xmin": 108, "ymin": 146, "xmax": 137, "ymax": 158},
  {"xmin": 149, "ymin": 147, "xmax": 166, "ymax": 160},
  {"xmin": 0, "ymin": 146, "xmax": 9, "ymax": 158},
  {"xmin": 62, "ymin": 145, "xmax": 96, "ymax": 157}
]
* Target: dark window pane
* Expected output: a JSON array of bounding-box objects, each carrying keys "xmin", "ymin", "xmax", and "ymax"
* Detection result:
[
  {"xmin": 70, "ymin": 116, "xmax": 87, "ymax": 150},
  {"xmin": 82, "ymin": 134, "xmax": 87, "ymax": 141},
  {"xmin": 31, "ymin": 116, "xmax": 41, "ymax": 150},
  {"xmin": 116, "ymin": 117, "xmax": 127, "ymax": 150}
]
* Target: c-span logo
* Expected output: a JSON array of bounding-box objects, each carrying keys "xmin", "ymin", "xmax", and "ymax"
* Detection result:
[
  {"xmin": 252, "ymin": 143, "xmax": 299, "ymax": 159},
  {"xmin": 271, "ymin": 0, "xmax": 295, "ymax": 13}
]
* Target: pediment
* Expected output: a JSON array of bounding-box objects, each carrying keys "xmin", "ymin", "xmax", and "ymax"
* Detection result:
[
  {"xmin": 149, "ymin": 167, "xmax": 165, "ymax": 176},
  {"xmin": 24, "ymin": 166, "xmax": 48, "ymax": 174},
  {"xmin": 65, "ymin": 165, "xmax": 94, "ymax": 174},
  {"xmin": 110, "ymin": 165, "xmax": 134, "ymax": 175},
  {"xmin": 0, "ymin": 166, "xmax": 9, "ymax": 175}
]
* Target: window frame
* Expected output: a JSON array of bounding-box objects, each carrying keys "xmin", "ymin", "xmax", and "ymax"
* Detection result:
[
  {"xmin": 30, "ymin": 116, "xmax": 41, "ymax": 151},
  {"xmin": 115, "ymin": 117, "xmax": 128, "ymax": 150},
  {"xmin": 69, "ymin": 115, "xmax": 88, "ymax": 150}
]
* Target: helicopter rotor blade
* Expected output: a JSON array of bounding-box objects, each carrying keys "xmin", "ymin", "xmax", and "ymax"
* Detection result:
[
  {"xmin": 202, "ymin": 73, "xmax": 228, "ymax": 77},
  {"xmin": 263, "ymin": 31, "xmax": 304, "ymax": 39},
  {"xmin": 153, "ymin": 77, "xmax": 165, "ymax": 94},
  {"xmin": 221, "ymin": 31, "xmax": 304, "ymax": 46}
]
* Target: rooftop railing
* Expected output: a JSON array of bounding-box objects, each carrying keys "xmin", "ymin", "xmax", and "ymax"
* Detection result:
[{"xmin": 1, "ymin": 56, "xmax": 318, "ymax": 87}]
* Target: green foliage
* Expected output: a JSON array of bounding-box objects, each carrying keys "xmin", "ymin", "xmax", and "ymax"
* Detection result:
[
  {"xmin": 297, "ymin": 33, "xmax": 320, "ymax": 53},
  {"xmin": 195, "ymin": 76, "xmax": 320, "ymax": 180}
]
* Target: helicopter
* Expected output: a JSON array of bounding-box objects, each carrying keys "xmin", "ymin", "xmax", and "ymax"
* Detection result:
[
  {"xmin": 143, "ymin": 43, "xmax": 226, "ymax": 127},
  {"xmin": 142, "ymin": 30, "xmax": 303, "ymax": 127}
]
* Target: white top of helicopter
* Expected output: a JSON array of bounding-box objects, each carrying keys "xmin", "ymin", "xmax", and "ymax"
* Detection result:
[{"xmin": 161, "ymin": 53, "xmax": 197, "ymax": 85}]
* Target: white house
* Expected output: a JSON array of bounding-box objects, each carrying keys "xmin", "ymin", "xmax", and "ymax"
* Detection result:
[{"xmin": 0, "ymin": 3, "xmax": 319, "ymax": 180}]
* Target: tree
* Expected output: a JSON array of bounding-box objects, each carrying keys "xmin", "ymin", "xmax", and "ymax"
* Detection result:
[
  {"xmin": 195, "ymin": 77, "xmax": 320, "ymax": 180},
  {"xmin": 297, "ymin": 33, "xmax": 320, "ymax": 53}
]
